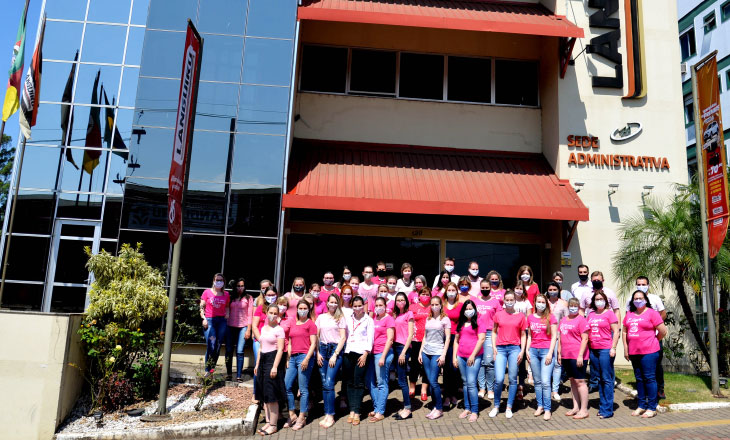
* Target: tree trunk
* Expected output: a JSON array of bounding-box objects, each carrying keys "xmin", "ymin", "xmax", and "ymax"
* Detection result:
[
  {"xmin": 719, "ymin": 288, "xmax": 729, "ymax": 376},
  {"xmin": 670, "ymin": 275, "xmax": 711, "ymax": 366}
]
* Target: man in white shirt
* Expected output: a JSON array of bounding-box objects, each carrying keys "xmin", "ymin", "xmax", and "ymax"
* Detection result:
[
  {"xmin": 432, "ymin": 256, "xmax": 460, "ymax": 289},
  {"xmin": 627, "ymin": 276, "xmax": 666, "ymax": 399},
  {"xmin": 570, "ymin": 264, "xmax": 593, "ymax": 302}
]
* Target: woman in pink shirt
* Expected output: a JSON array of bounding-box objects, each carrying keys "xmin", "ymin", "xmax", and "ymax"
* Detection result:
[
  {"xmin": 526, "ymin": 294, "xmax": 557, "ymax": 420},
  {"xmin": 486, "ymin": 270, "xmax": 506, "ymax": 304},
  {"xmin": 410, "ymin": 287, "xmax": 432, "ymax": 400},
  {"xmin": 558, "ymin": 297, "xmax": 590, "ymax": 419},
  {"xmin": 474, "ymin": 279, "xmax": 501, "ymax": 399},
  {"xmin": 586, "ymin": 290, "xmax": 619, "ymax": 419},
  {"xmin": 457, "ymin": 277, "xmax": 472, "ymax": 303},
  {"xmin": 254, "ymin": 304, "xmax": 286, "ymax": 436},
  {"xmin": 392, "ymin": 292, "xmax": 415, "ymax": 420},
  {"xmin": 359, "ymin": 266, "xmax": 378, "ymax": 304},
  {"xmin": 226, "ymin": 278, "xmax": 253, "ymax": 382},
  {"xmin": 622, "ymin": 290, "xmax": 667, "ymax": 418},
  {"xmin": 309, "ymin": 283, "xmax": 327, "ymax": 316},
  {"xmin": 315, "ymin": 294, "xmax": 347, "ymax": 429},
  {"xmin": 431, "ymin": 270, "xmax": 451, "ymax": 299},
  {"xmin": 489, "ymin": 291, "xmax": 527, "ymax": 419},
  {"xmin": 284, "ymin": 300, "xmax": 317, "ymax": 431},
  {"xmin": 443, "ymin": 282, "xmax": 463, "ymax": 408},
  {"xmin": 408, "ymin": 275, "xmax": 428, "ymax": 304},
  {"xmin": 366, "ymin": 297, "xmax": 394, "ymax": 422},
  {"xmin": 283, "ymin": 277, "xmax": 307, "ymax": 318},
  {"xmin": 453, "ymin": 300, "xmax": 485, "ymax": 422},
  {"xmin": 516, "ymin": 265, "xmax": 540, "ymax": 307},
  {"xmin": 371, "ymin": 283, "xmax": 390, "ymax": 315},
  {"xmin": 321, "ymin": 271, "xmax": 340, "ymax": 298},
  {"xmin": 199, "ymin": 273, "xmax": 230, "ymax": 372}
]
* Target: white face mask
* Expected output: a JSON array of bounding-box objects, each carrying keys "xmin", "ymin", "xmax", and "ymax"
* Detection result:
[
  {"xmin": 297, "ymin": 309, "xmax": 308, "ymax": 317},
  {"xmin": 444, "ymin": 265, "xmax": 455, "ymax": 273},
  {"xmin": 214, "ymin": 281, "xmax": 224, "ymax": 289},
  {"xmin": 469, "ymin": 269, "xmax": 479, "ymax": 277},
  {"xmin": 343, "ymin": 274, "xmax": 351, "ymax": 281},
  {"xmin": 535, "ymin": 302, "xmax": 546, "ymax": 311},
  {"xmin": 504, "ymin": 301, "xmax": 515, "ymax": 308},
  {"xmin": 387, "ymin": 283, "xmax": 396, "ymax": 292},
  {"xmin": 464, "ymin": 309, "xmax": 476, "ymax": 318},
  {"xmin": 595, "ymin": 300, "xmax": 606, "ymax": 309},
  {"xmin": 379, "ymin": 291, "xmax": 388, "ymax": 298},
  {"xmin": 278, "ymin": 305, "xmax": 287, "ymax": 314},
  {"xmin": 374, "ymin": 306, "xmax": 385, "ymax": 315},
  {"xmin": 311, "ymin": 291, "xmax": 320, "ymax": 298},
  {"xmin": 514, "ymin": 290, "xmax": 523, "ymax": 296},
  {"xmin": 327, "ymin": 302, "xmax": 337, "ymax": 310},
  {"xmin": 521, "ymin": 274, "xmax": 530, "ymax": 282},
  {"xmin": 446, "ymin": 291, "xmax": 457, "ymax": 298},
  {"xmin": 636, "ymin": 285, "xmax": 649, "ymax": 293},
  {"xmin": 568, "ymin": 306, "xmax": 579, "ymax": 315},
  {"xmin": 431, "ymin": 305, "xmax": 441, "ymax": 313},
  {"xmin": 265, "ymin": 295, "xmax": 277, "ymax": 304},
  {"xmin": 403, "ymin": 271, "xmax": 412, "ymax": 278},
  {"xmin": 268, "ymin": 314, "xmax": 278, "ymax": 322}
]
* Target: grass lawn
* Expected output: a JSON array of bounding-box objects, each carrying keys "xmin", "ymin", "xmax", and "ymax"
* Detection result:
[{"xmin": 615, "ymin": 368, "xmax": 723, "ymax": 404}]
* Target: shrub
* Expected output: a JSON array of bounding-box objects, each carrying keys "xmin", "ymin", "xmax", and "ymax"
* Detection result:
[{"xmin": 101, "ymin": 373, "xmax": 135, "ymax": 411}]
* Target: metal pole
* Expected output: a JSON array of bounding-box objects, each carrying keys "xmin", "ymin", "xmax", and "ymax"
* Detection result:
[
  {"xmin": 156, "ymin": 238, "xmax": 181, "ymax": 415},
  {"xmin": 0, "ymin": 120, "xmax": 6, "ymax": 142},
  {"xmin": 0, "ymin": 136, "xmax": 27, "ymax": 303}
]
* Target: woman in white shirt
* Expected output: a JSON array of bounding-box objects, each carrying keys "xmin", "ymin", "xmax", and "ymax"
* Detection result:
[
  {"xmin": 418, "ymin": 295, "xmax": 451, "ymax": 420},
  {"xmin": 342, "ymin": 295, "xmax": 374, "ymax": 425}
]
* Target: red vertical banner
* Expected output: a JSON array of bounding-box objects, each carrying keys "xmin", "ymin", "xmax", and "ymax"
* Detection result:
[
  {"xmin": 168, "ymin": 22, "xmax": 202, "ymax": 244},
  {"xmin": 695, "ymin": 55, "xmax": 728, "ymax": 258}
]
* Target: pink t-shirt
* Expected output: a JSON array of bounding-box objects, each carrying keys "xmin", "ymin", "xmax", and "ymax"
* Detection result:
[
  {"xmin": 284, "ymin": 291, "xmax": 305, "ymax": 318},
  {"xmin": 358, "ymin": 283, "xmax": 379, "ymax": 305},
  {"xmin": 313, "ymin": 298, "xmax": 327, "ymax": 316},
  {"xmin": 393, "ymin": 310, "xmax": 414, "ymax": 344},
  {"xmin": 288, "ymin": 319, "xmax": 317, "ymax": 354},
  {"xmin": 526, "ymin": 284, "xmax": 540, "ymax": 307},
  {"xmin": 280, "ymin": 317, "xmax": 293, "ymax": 353},
  {"xmin": 431, "ymin": 286, "xmax": 445, "ymax": 299},
  {"xmin": 315, "ymin": 312, "xmax": 346, "ymax": 344},
  {"xmin": 587, "ymin": 310, "xmax": 618, "ymax": 350},
  {"xmin": 228, "ymin": 296, "xmax": 253, "ymax": 328},
  {"xmin": 372, "ymin": 314, "xmax": 395, "ymax": 354},
  {"xmin": 623, "ymin": 309, "xmax": 663, "ymax": 355},
  {"xmin": 260, "ymin": 325, "xmax": 285, "ymax": 353},
  {"xmin": 474, "ymin": 296, "xmax": 502, "ymax": 330},
  {"xmin": 201, "ymin": 289, "xmax": 230, "ymax": 318},
  {"xmin": 456, "ymin": 320, "xmax": 486, "ymax": 358},
  {"xmin": 411, "ymin": 302, "xmax": 431, "ymax": 341},
  {"xmin": 254, "ymin": 305, "xmax": 266, "ymax": 334},
  {"xmin": 368, "ymin": 294, "xmax": 389, "ymax": 313},
  {"xmin": 373, "ymin": 277, "xmax": 386, "ymax": 285},
  {"xmin": 444, "ymin": 302, "xmax": 463, "ymax": 335},
  {"xmin": 559, "ymin": 315, "xmax": 590, "ymax": 360},
  {"xmin": 527, "ymin": 313, "xmax": 557, "ymax": 349},
  {"xmin": 467, "ymin": 277, "xmax": 483, "ymax": 296},
  {"xmin": 493, "ymin": 311, "xmax": 528, "ymax": 346},
  {"xmin": 490, "ymin": 289, "xmax": 506, "ymax": 305}
]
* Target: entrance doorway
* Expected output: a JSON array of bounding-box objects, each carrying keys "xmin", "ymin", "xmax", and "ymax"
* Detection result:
[{"xmin": 445, "ymin": 241, "xmax": 541, "ymax": 289}]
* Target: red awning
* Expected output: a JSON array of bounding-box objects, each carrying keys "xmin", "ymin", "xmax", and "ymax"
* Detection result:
[
  {"xmin": 283, "ymin": 140, "xmax": 589, "ymax": 221},
  {"xmin": 298, "ymin": 0, "xmax": 584, "ymax": 38}
]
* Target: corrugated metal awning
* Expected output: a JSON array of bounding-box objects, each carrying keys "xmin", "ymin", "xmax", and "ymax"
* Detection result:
[
  {"xmin": 283, "ymin": 139, "xmax": 589, "ymax": 221},
  {"xmin": 298, "ymin": 0, "xmax": 584, "ymax": 38}
]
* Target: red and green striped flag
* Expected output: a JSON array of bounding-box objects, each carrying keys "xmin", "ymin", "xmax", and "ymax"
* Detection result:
[{"xmin": 2, "ymin": 0, "xmax": 30, "ymax": 122}]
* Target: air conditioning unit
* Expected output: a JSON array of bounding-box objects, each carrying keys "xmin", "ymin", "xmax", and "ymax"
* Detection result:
[{"xmin": 681, "ymin": 63, "xmax": 687, "ymax": 75}]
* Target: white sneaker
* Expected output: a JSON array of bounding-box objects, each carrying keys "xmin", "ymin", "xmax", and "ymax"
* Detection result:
[
  {"xmin": 478, "ymin": 389, "xmax": 486, "ymax": 398},
  {"xmin": 505, "ymin": 409, "xmax": 513, "ymax": 419},
  {"xmin": 489, "ymin": 408, "xmax": 499, "ymax": 418},
  {"xmin": 552, "ymin": 392, "xmax": 560, "ymax": 401},
  {"xmin": 488, "ymin": 391, "xmax": 494, "ymax": 399}
]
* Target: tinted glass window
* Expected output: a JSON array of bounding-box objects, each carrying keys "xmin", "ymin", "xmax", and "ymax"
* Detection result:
[
  {"xmin": 45, "ymin": 0, "xmax": 87, "ymax": 21},
  {"xmin": 238, "ymin": 84, "xmax": 290, "ymax": 135},
  {"xmin": 180, "ymin": 234, "xmax": 224, "ymax": 287},
  {"xmin": 183, "ymin": 182, "xmax": 226, "ymax": 233},
  {"xmin": 82, "ymin": 24, "xmax": 128, "ymax": 64},
  {"xmin": 198, "ymin": 0, "xmax": 247, "ymax": 35},
  {"xmin": 242, "ymin": 38, "xmax": 293, "ymax": 87},
  {"xmin": 350, "ymin": 49, "xmax": 396, "ymax": 95},
  {"xmin": 44, "ymin": 21, "xmax": 83, "ymax": 62},
  {"xmin": 87, "ymin": 0, "xmax": 132, "ymax": 24},
  {"xmin": 118, "ymin": 229, "xmax": 171, "ymax": 271},
  {"xmin": 227, "ymin": 188, "xmax": 281, "ymax": 237},
  {"xmin": 199, "ymin": 34, "xmax": 243, "ymax": 83},
  {"xmin": 5, "ymin": 236, "xmax": 51, "ymax": 282},
  {"xmin": 139, "ymin": 30, "xmax": 185, "ymax": 78},
  {"xmin": 19, "ymin": 146, "xmax": 61, "ymax": 190},
  {"xmin": 146, "ymin": 0, "xmax": 197, "ymax": 31},
  {"xmin": 121, "ymin": 178, "xmax": 167, "ymax": 230},
  {"xmin": 448, "ymin": 56, "xmax": 491, "ymax": 103},
  {"xmin": 1, "ymin": 283, "xmax": 44, "ymax": 311},
  {"xmin": 57, "ymin": 193, "xmax": 103, "ymax": 219},
  {"xmin": 495, "ymin": 60, "xmax": 538, "ymax": 106},
  {"xmin": 399, "ymin": 53, "xmax": 443, "ymax": 100},
  {"xmin": 223, "ymin": 236, "xmax": 277, "ymax": 280},
  {"xmin": 299, "ymin": 45, "xmax": 347, "ymax": 94},
  {"xmin": 13, "ymin": 191, "xmax": 55, "ymax": 235},
  {"xmin": 231, "ymin": 134, "xmax": 285, "ymax": 187},
  {"xmin": 246, "ymin": 0, "xmax": 297, "ymax": 39}
]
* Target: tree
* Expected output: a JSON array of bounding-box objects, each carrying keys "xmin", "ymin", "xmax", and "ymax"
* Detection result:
[{"xmin": 0, "ymin": 135, "xmax": 14, "ymax": 224}]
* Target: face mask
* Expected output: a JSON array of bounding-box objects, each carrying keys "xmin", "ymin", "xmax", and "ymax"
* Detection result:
[
  {"xmin": 214, "ymin": 281, "xmax": 224, "ymax": 289},
  {"xmin": 504, "ymin": 301, "xmax": 515, "ymax": 308},
  {"xmin": 397, "ymin": 302, "xmax": 406, "ymax": 310},
  {"xmin": 377, "ymin": 269, "xmax": 387, "ymax": 277},
  {"xmin": 636, "ymin": 285, "xmax": 649, "ymax": 293},
  {"xmin": 444, "ymin": 265, "xmax": 454, "ymax": 273},
  {"xmin": 237, "ymin": 286, "xmax": 245, "ymax": 291},
  {"xmin": 592, "ymin": 280, "xmax": 603, "ymax": 290},
  {"xmin": 514, "ymin": 289, "xmax": 523, "ymax": 296},
  {"xmin": 342, "ymin": 274, "xmax": 351, "ymax": 281},
  {"xmin": 469, "ymin": 269, "xmax": 479, "ymax": 277},
  {"xmin": 633, "ymin": 299, "xmax": 647, "ymax": 309},
  {"xmin": 311, "ymin": 291, "xmax": 320, "ymax": 299},
  {"xmin": 520, "ymin": 274, "xmax": 530, "ymax": 282},
  {"xmin": 387, "ymin": 283, "xmax": 396, "ymax": 292},
  {"xmin": 268, "ymin": 314, "xmax": 278, "ymax": 322},
  {"xmin": 261, "ymin": 288, "xmax": 268, "ymax": 295},
  {"xmin": 293, "ymin": 285, "xmax": 305, "ymax": 292},
  {"xmin": 481, "ymin": 289, "xmax": 490, "ymax": 296},
  {"xmin": 464, "ymin": 309, "xmax": 475, "ymax": 318},
  {"xmin": 297, "ymin": 309, "xmax": 308, "ymax": 318},
  {"xmin": 420, "ymin": 296, "xmax": 430, "ymax": 305},
  {"xmin": 536, "ymin": 302, "xmax": 547, "ymax": 311},
  {"xmin": 265, "ymin": 295, "xmax": 276, "ymax": 304},
  {"xmin": 278, "ymin": 305, "xmax": 287, "ymax": 314},
  {"xmin": 595, "ymin": 300, "xmax": 606, "ymax": 309},
  {"xmin": 555, "ymin": 281, "xmax": 562, "ymax": 287},
  {"xmin": 353, "ymin": 306, "xmax": 364, "ymax": 313},
  {"xmin": 379, "ymin": 291, "xmax": 388, "ymax": 298},
  {"xmin": 490, "ymin": 280, "xmax": 499, "ymax": 286},
  {"xmin": 568, "ymin": 306, "xmax": 579, "ymax": 314},
  {"xmin": 323, "ymin": 279, "xmax": 334, "ymax": 286},
  {"xmin": 579, "ymin": 274, "xmax": 588, "ymax": 282},
  {"xmin": 374, "ymin": 306, "xmax": 385, "ymax": 315},
  {"xmin": 342, "ymin": 294, "xmax": 352, "ymax": 302},
  {"xmin": 446, "ymin": 291, "xmax": 457, "ymax": 298},
  {"xmin": 459, "ymin": 285, "xmax": 469, "ymax": 293},
  {"xmin": 328, "ymin": 302, "xmax": 337, "ymax": 310},
  {"xmin": 441, "ymin": 278, "xmax": 449, "ymax": 286},
  {"xmin": 363, "ymin": 273, "xmax": 372, "ymax": 280},
  {"xmin": 351, "ymin": 285, "xmax": 359, "ymax": 292},
  {"xmin": 403, "ymin": 271, "xmax": 412, "ymax": 278},
  {"xmin": 548, "ymin": 290, "xmax": 559, "ymax": 297},
  {"xmin": 431, "ymin": 305, "xmax": 441, "ymax": 313}
]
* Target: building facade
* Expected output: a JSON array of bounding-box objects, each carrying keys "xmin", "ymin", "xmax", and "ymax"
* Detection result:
[{"xmin": 2, "ymin": 0, "xmax": 689, "ymax": 364}]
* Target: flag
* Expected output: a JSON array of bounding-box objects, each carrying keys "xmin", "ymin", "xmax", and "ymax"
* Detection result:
[
  {"xmin": 82, "ymin": 70, "xmax": 102, "ymax": 174},
  {"xmin": 101, "ymin": 85, "xmax": 128, "ymax": 160},
  {"xmin": 2, "ymin": 0, "xmax": 30, "ymax": 122},
  {"xmin": 61, "ymin": 51, "xmax": 78, "ymax": 169},
  {"xmin": 19, "ymin": 15, "xmax": 45, "ymax": 140}
]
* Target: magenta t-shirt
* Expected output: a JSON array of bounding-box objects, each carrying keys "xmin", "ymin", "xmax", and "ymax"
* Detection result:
[
  {"xmin": 431, "ymin": 286, "xmax": 445, "ymax": 299},
  {"xmin": 201, "ymin": 289, "xmax": 230, "ymax": 318},
  {"xmin": 444, "ymin": 302, "xmax": 462, "ymax": 335},
  {"xmin": 457, "ymin": 320, "xmax": 486, "ymax": 357},
  {"xmin": 372, "ymin": 314, "xmax": 395, "ymax": 354},
  {"xmin": 587, "ymin": 310, "xmax": 618, "ymax": 349},
  {"xmin": 493, "ymin": 311, "xmax": 527, "ymax": 346},
  {"xmin": 559, "ymin": 315, "xmax": 590, "ymax": 360},
  {"xmin": 358, "ymin": 283, "xmax": 378, "ymax": 305},
  {"xmin": 288, "ymin": 319, "xmax": 317, "ymax": 354},
  {"xmin": 254, "ymin": 304, "xmax": 266, "ymax": 334},
  {"xmin": 489, "ymin": 289, "xmax": 505, "ymax": 304},
  {"xmin": 393, "ymin": 310, "xmax": 414, "ymax": 344},
  {"xmin": 313, "ymin": 299, "xmax": 327, "ymax": 316},
  {"xmin": 474, "ymin": 297, "xmax": 502, "ymax": 330},
  {"xmin": 411, "ymin": 302, "xmax": 431, "ymax": 341},
  {"xmin": 623, "ymin": 309, "xmax": 663, "ymax": 355},
  {"xmin": 527, "ymin": 313, "xmax": 557, "ymax": 349}
]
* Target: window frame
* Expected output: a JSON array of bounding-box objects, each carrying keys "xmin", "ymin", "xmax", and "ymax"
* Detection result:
[
  {"xmin": 679, "ymin": 27, "xmax": 697, "ymax": 61},
  {"xmin": 684, "ymin": 95, "xmax": 694, "ymax": 127},
  {"xmin": 703, "ymin": 11, "xmax": 717, "ymax": 32},
  {"xmin": 722, "ymin": 0, "xmax": 730, "ymax": 22},
  {"xmin": 726, "ymin": 69, "xmax": 730, "ymax": 92}
]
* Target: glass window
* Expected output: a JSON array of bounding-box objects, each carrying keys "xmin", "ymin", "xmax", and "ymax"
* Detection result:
[
  {"xmin": 26, "ymin": 103, "xmax": 64, "ymax": 146},
  {"xmin": 19, "ymin": 146, "xmax": 61, "ymax": 190},
  {"xmin": 87, "ymin": 0, "xmax": 132, "ymax": 24},
  {"xmin": 194, "ymin": 82, "xmax": 239, "ymax": 131},
  {"xmin": 199, "ymin": 34, "xmax": 243, "ymax": 83},
  {"xmin": 44, "ymin": 21, "xmax": 83, "ymax": 61},
  {"xmin": 53, "ymin": 238, "xmax": 94, "ymax": 283},
  {"xmin": 60, "ymin": 148, "xmax": 109, "ymax": 193},
  {"xmin": 223, "ymin": 236, "xmax": 277, "ymax": 281},
  {"xmin": 38, "ymin": 61, "xmax": 75, "ymax": 104},
  {"xmin": 100, "ymin": 239, "xmax": 118, "ymax": 253},
  {"xmin": 723, "ymin": 1, "xmax": 730, "ymax": 22},
  {"xmin": 146, "ymin": 0, "xmax": 197, "ymax": 31},
  {"xmin": 139, "ymin": 30, "xmax": 186, "ymax": 79},
  {"xmin": 448, "ymin": 56, "xmax": 491, "ymax": 103},
  {"xmin": 198, "ymin": 0, "xmax": 246, "ymax": 35},
  {"xmin": 131, "ymin": 0, "xmax": 151, "ymax": 25},
  {"xmin": 12, "ymin": 190, "xmax": 55, "ymax": 235},
  {"xmin": 45, "ymin": 1, "xmax": 88, "ymax": 21},
  {"xmin": 125, "ymin": 26, "xmax": 145, "ymax": 66},
  {"xmin": 227, "ymin": 187, "xmax": 281, "ymax": 237},
  {"xmin": 399, "ymin": 53, "xmax": 444, "ymax": 100},
  {"xmin": 106, "ymin": 118, "xmax": 132, "ymax": 177},
  {"xmin": 82, "ymin": 24, "xmax": 128, "ymax": 64},
  {"xmin": 445, "ymin": 241, "xmax": 541, "ymax": 285},
  {"xmin": 680, "ymin": 28, "xmax": 696, "ymax": 60},
  {"xmin": 703, "ymin": 11, "xmax": 717, "ymax": 32},
  {"xmin": 242, "ymin": 38, "xmax": 293, "ymax": 87},
  {"xmin": 246, "ymin": 0, "xmax": 297, "ymax": 39},
  {"xmin": 231, "ymin": 134, "xmax": 285, "ymax": 187},
  {"xmin": 74, "ymin": 64, "xmax": 121, "ymax": 106},
  {"xmin": 188, "ymin": 131, "xmax": 233, "ymax": 182},
  {"xmin": 120, "ymin": 178, "xmax": 167, "ymax": 230},
  {"xmin": 103, "ymin": 195, "xmax": 123, "ymax": 238},
  {"xmin": 67, "ymin": 106, "xmax": 116, "ymax": 148},
  {"xmin": 180, "ymin": 234, "xmax": 224, "ymax": 287},
  {"xmin": 495, "ymin": 59, "xmax": 539, "ymax": 106},
  {"xmin": 126, "ymin": 127, "xmax": 174, "ymax": 179},
  {"xmin": 684, "ymin": 96, "xmax": 694, "ymax": 125},
  {"xmin": 299, "ymin": 45, "xmax": 347, "ymax": 94},
  {"xmin": 0, "ymin": 282, "xmax": 43, "ymax": 311},
  {"xmin": 133, "ymin": 77, "xmax": 179, "ymax": 128},
  {"xmin": 183, "ymin": 182, "xmax": 226, "ymax": 233},
  {"xmin": 237, "ymin": 84, "xmax": 289, "ymax": 135},
  {"xmin": 118, "ymin": 229, "xmax": 170, "ymax": 270},
  {"xmin": 726, "ymin": 70, "xmax": 730, "ymax": 91},
  {"xmin": 50, "ymin": 286, "xmax": 88, "ymax": 313},
  {"xmin": 350, "ymin": 49, "xmax": 396, "ymax": 95},
  {"xmin": 119, "ymin": 67, "xmax": 140, "ymax": 107},
  {"xmin": 57, "ymin": 193, "xmax": 103, "ymax": 219}
]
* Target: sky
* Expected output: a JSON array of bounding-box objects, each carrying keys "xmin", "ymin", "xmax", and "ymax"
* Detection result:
[{"xmin": 1, "ymin": 0, "xmax": 42, "ymax": 147}]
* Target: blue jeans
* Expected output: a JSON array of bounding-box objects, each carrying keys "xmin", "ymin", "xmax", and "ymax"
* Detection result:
[
  {"xmin": 630, "ymin": 350, "xmax": 660, "ymax": 411},
  {"xmin": 494, "ymin": 345, "xmax": 521, "ymax": 409},
  {"xmin": 225, "ymin": 325, "xmax": 247, "ymax": 378},
  {"xmin": 528, "ymin": 347, "xmax": 554, "ymax": 411},
  {"xmin": 285, "ymin": 353, "xmax": 314, "ymax": 412},
  {"xmin": 392, "ymin": 343, "xmax": 412, "ymax": 409},
  {"xmin": 204, "ymin": 317, "xmax": 227, "ymax": 369},
  {"xmin": 589, "ymin": 348, "xmax": 615, "ymax": 417},
  {"xmin": 552, "ymin": 348, "xmax": 562, "ymax": 393},
  {"xmin": 319, "ymin": 342, "xmax": 343, "ymax": 416},
  {"xmin": 252, "ymin": 339, "xmax": 260, "ymax": 397},
  {"xmin": 421, "ymin": 353, "xmax": 443, "ymax": 411},
  {"xmin": 458, "ymin": 356, "xmax": 481, "ymax": 413},
  {"xmin": 367, "ymin": 350, "xmax": 393, "ymax": 415},
  {"xmin": 478, "ymin": 331, "xmax": 495, "ymax": 391}
]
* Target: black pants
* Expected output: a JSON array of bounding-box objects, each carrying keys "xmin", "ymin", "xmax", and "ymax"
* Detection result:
[
  {"xmin": 409, "ymin": 341, "xmax": 428, "ymax": 385},
  {"xmin": 343, "ymin": 351, "xmax": 368, "ymax": 414},
  {"xmin": 443, "ymin": 333, "xmax": 461, "ymax": 398},
  {"xmin": 657, "ymin": 340, "xmax": 665, "ymax": 392}
]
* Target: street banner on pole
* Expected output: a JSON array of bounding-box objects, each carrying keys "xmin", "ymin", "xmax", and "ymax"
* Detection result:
[
  {"xmin": 168, "ymin": 21, "xmax": 202, "ymax": 244},
  {"xmin": 694, "ymin": 54, "xmax": 728, "ymax": 259}
]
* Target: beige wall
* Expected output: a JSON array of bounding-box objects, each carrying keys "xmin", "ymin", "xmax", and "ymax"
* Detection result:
[{"xmin": 0, "ymin": 311, "xmax": 84, "ymax": 440}]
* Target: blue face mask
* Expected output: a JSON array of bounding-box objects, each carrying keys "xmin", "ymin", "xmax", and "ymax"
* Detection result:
[{"xmin": 459, "ymin": 285, "xmax": 469, "ymax": 293}]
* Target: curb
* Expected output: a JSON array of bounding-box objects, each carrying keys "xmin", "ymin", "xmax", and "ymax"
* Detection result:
[{"xmin": 668, "ymin": 402, "xmax": 730, "ymax": 411}]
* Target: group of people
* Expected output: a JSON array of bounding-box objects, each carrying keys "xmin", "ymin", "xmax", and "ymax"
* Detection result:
[{"xmin": 198, "ymin": 259, "xmax": 668, "ymax": 435}]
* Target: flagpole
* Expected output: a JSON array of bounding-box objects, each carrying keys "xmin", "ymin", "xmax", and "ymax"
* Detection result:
[
  {"xmin": 0, "ymin": 120, "xmax": 5, "ymax": 142},
  {"xmin": 0, "ymin": 135, "xmax": 27, "ymax": 303}
]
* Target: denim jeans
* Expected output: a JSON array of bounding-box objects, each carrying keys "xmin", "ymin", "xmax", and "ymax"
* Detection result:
[
  {"xmin": 551, "ymin": 348, "xmax": 562, "ymax": 393},
  {"xmin": 319, "ymin": 342, "xmax": 343, "ymax": 416},
  {"xmin": 421, "ymin": 353, "xmax": 443, "ymax": 411},
  {"xmin": 367, "ymin": 350, "xmax": 393, "ymax": 414},
  {"xmin": 225, "ymin": 325, "xmax": 247, "ymax": 378},
  {"xmin": 458, "ymin": 356, "xmax": 481, "ymax": 413},
  {"xmin": 252, "ymin": 339, "xmax": 260, "ymax": 397},
  {"xmin": 494, "ymin": 345, "xmax": 521, "ymax": 409},
  {"xmin": 528, "ymin": 347, "xmax": 554, "ymax": 411},
  {"xmin": 630, "ymin": 350, "xmax": 660, "ymax": 411},
  {"xmin": 285, "ymin": 353, "xmax": 315, "ymax": 412},
  {"xmin": 478, "ymin": 331, "xmax": 495, "ymax": 391},
  {"xmin": 204, "ymin": 317, "xmax": 227, "ymax": 369},
  {"xmin": 589, "ymin": 348, "xmax": 615, "ymax": 417},
  {"xmin": 392, "ymin": 343, "xmax": 412, "ymax": 409},
  {"xmin": 657, "ymin": 340, "xmax": 665, "ymax": 393}
]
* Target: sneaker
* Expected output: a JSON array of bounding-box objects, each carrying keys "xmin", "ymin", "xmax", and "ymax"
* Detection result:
[
  {"xmin": 505, "ymin": 408, "xmax": 513, "ymax": 419},
  {"xmin": 478, "ymin": 389, "xmax": 486, "ymax": 398},
  {"xmin": 489, "ymin": 408, "xmax": 499, "ymax": 418},
  {"xmin": 488, "ymin": 391, "xmax": 494, "ymax": 399},
  {"xmin": 552, "ymin": 392, "xmax": 560, "ymax": 401}
]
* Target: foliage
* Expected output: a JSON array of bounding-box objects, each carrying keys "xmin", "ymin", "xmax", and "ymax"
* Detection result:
[
  {"xmin": 662, "ymin": 310, "xmax": 704, "ymax": 373},
  {"xmin": 0, "ymin": 134, "xmax": 14, "ymax": 224},
  {"xmin": 194, "ymin": 359, "xmax": 222, "ymax": 411},
  {"xmin": 615, "ymin": 369, "xmax": 719, "ymax": 404},
  {"xmin": 131, "ymin": 344, "xmax": 162, "ymax": 400},
  {"xmin": 100, "ymin": 373, "xmax": 135, "ymax": 411},
  {"xmin": 167, "ymin": 267, "xmax": 202, "ymax": 343}
]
